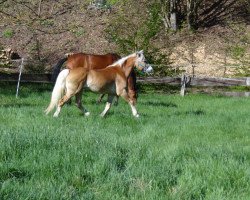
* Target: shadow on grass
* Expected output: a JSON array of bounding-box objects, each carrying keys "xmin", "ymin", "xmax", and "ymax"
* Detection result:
[
  {"xmin": 1, "ymin": 103, "xmax": 37, "ymax": 108},
  {"xmin": 141, "ymin": 101, "xmax": 178, "ymax": 108},
  {"xmin": 1, "ymin": 168, "xmax": 31, "ymax": 183},
  {"xmin": 185, "ymin": 110, "xmax": 206, "ymax": 115},
  {"xmin": 174, "ymin": 109, "xmax": 206, "ymax": 116}
]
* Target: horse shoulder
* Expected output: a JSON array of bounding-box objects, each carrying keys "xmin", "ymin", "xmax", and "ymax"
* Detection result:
[{"xmin": 114, "ymin": 68, "xmax": 126, "ymax": 83}]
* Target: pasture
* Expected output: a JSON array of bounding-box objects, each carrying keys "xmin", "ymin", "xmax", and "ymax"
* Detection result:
[{"xmin": 0, "ymin": 83, "xmax": 250, "ymax": 200}]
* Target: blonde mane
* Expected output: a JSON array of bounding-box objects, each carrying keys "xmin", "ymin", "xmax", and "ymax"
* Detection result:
[{"xmin": 109, "ymin": 53, "xmax": 136, "ymax": 67}]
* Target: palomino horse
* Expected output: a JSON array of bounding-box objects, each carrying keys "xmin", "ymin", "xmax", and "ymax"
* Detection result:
[
  {"xmin": 45, "ymin": 51, "xmax": 153, "ymax": 118},
  {"xmin": 52, "ymin": 52, "xmax": 137, "ymax": 103}
]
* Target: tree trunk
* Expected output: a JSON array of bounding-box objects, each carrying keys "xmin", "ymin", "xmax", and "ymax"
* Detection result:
[
  {"xmin": 170, "ymin": 0, "xmax": 178, "ymax": 31},
  {"xmin": 187, "ymin": 0, "xmax": 192, "ymax": 30}
]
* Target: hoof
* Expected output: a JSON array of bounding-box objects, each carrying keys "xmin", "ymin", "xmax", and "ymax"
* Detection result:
[
  {"xmin": 134, "ymin": 114, "xmax": 139, "ymax": 118},
  {"xmin": 85, "ymin": 112, "xmax": 90, "ymax": 116}
]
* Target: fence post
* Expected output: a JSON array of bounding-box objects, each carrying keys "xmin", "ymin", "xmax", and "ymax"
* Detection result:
[
  {"xmin": 16, "ymin": 58, "xmax": 24, "ymax": 98},
  {"xmin": 180, "ymin": 73, "xmax": 186, "ymax": 96},
  {"xmin": 180, "ymin": 73, "xmax": 191, "ymax": 96},
  {"xmin": 246, "ymin": 77, "xmax": 250, "ymax": 86}
]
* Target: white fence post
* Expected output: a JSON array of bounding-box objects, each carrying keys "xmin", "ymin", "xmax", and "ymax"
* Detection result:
[
  {"xmin": 16, "ymin": 58, "xmax": 24, "ymax": 98},
  {"xmin": 246, "ymin": 77, "xmax": 250, "ymax": 86}
]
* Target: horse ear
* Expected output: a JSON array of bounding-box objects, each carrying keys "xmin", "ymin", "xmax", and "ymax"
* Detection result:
[{"xmin": 136, "ymin": 50, "xmax": 144, "ymax": 56}]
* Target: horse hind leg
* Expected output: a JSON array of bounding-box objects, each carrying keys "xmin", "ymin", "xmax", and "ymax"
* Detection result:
[
  {"xmin": 53, "ymin": 94, "xmax": 72, "ymax": 117},
  {"xmin": 100, "ymin": 95, "xmax": 114, "ymax": 117},
  {"xmin": 53, "ymin": 80, "xmax": 83, "ymax": 117},
  {"xmin": 75, "ymin": 89, "xmax": 90, "ymax": 116},
  {"xmin": 96, "ymin": 94, "xmax": 105, "ymax": 104}
]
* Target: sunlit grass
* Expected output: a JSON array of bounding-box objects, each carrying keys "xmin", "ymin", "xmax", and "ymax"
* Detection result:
[{"xmin": 0, "ymin": 83, "xmax": 250, "ymax": 199}]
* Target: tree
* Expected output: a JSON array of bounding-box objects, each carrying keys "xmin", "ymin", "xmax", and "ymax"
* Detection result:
[
  {"xmin": 161, "ymin": 0, "xmax": 178, "ymax": 31},
  {"xmin": 0, "ymin": 0, "xmax": 78, "ymax": 63}
]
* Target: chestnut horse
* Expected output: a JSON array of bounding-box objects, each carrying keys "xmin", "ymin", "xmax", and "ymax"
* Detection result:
[
  {"xmin": 45, "ymin": 51, "xmax": 153, "ymax": 118},
  {"xmin": 52, "ymin": 52, "xmax": 137, "ymax": 103}
]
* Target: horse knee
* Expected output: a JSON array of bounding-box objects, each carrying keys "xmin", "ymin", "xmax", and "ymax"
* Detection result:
[{"xmin": 128, "ymin": 90, "xmax": 137, "ymax": 104}]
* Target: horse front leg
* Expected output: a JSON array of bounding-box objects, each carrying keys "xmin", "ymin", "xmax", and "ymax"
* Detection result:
[
  {"xmin": 75, "ymin": 89, "xmax": 90, "ymax": 116},
  {"xmin": 127, "ymin": 70, "xmax": 137, "ymax": 104},
  {"xmin": 100, "ymin": 95, "xmax": 114, "ymax": 117},
  {"xmin": 118, "ymin": 88, "xmax": 139, "ymax": 118}
]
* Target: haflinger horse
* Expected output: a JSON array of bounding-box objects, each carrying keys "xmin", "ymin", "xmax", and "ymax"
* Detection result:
[
  {"xmin": 52, "ymin": 52, "xmax": 137, "ymax": 104},
  {"xmin": 45, "ymin": 50, "xmax": 153, "ymax": 118}
]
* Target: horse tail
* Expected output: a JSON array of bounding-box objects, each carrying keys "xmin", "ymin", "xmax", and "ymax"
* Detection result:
[
  {"xmin": 51, "ymin": 57, "xmax": 68, "ymax": 82},
  {"xmin": 45, "ymin": 69, "xmax": 70, "ymax": 115}
]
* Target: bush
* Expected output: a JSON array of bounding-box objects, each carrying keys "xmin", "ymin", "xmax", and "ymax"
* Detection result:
[
  {"xmin": 2, "ymin": 29, "xmax": 14, "ymax": 38},
  {"xmin": 105, "ymin": 1, "xmax": 176, "ymax": 76}
]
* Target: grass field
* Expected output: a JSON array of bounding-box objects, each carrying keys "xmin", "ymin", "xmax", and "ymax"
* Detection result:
[{"xmin": 0, "ymin": 83, "xmax": 250, "ymax": 200}]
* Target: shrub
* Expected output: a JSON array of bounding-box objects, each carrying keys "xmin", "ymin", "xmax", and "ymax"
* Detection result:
[
  {"xmin": 2, "ymin": 29, "xmax": 14, "ymax": 38},
  {"xmin": 105, "ymin": 1, "xmax": 176, "ymax": 76}
]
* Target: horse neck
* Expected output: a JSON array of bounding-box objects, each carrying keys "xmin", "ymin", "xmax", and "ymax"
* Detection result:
[{"xmin": 122, "ymin": 57, "xmax": 136, "ymax": 78}]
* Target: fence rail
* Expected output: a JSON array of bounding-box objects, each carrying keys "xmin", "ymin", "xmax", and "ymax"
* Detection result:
[
  {"xmin": 0, "ymin": 73, "xmax": 52, "ymax": 83},
  {"xmin": 1, "ymin": 73, "xmax": 250, "ymax": 87}
]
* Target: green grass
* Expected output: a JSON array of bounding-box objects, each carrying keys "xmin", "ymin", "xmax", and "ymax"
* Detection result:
[{"xmin": 0, "ymin": 83, "xmax": 250, "ymax": 200}]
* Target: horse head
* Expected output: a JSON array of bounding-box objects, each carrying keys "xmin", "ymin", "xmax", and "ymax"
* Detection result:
[{"xmin": 135, "ymin": 50, "xmax": 153, "ymax": 74}]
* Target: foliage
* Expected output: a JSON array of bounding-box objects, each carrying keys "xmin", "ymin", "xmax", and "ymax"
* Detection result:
[
  {"xmin": 0, "ymin": 0, "xmax": 249, "ymax": 76},
  {"xmin": 159, "ymin": 0, "xmax": 249, "ymax": 31},
  {"xmin": 0, "ymin": 0, "xmax": 80, "ymax": 71},
  {"xmin": 0, "ymin": 83, "xmax": 250, "ymax": 199},
  {"xmin": 88, "ymin": 0, "xmax": 119, "ymax": 10},
  {"xmin": 227, "ymin": 25, "xmax": 250, "ymax": 77},
  {"xmin": 106, "ymin": 1, "xmax": 161, "ymax": 53},
  {"xmin": 70, "ymin": 27, "xmax": 85, "ymax": 37},
  {"xmin": 2, "ymin": 29, "xmax": 14, "ymax": 38},
  {"xmin": 106, "ymin": 1, "xmax": 176, "ymax": 76}
]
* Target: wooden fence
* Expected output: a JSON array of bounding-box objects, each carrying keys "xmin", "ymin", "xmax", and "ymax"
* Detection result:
[
  {"xmin": 1, "ymin": 73, "xmax": 250, "ymax": 97},
  {"xmin": 1, "ymin": 73, "xmax": 250, "ymax": 85},
  {"xmin": 1, "ymin": 73, "xmax": 250, "ymax": 86}
]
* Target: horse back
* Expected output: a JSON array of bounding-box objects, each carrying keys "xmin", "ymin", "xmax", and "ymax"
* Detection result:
[
  {"xmin": 89, "ymin": 67, "xmax": 125, "ymax": 81},
  {"xmin": 66, "ymin": 53, "xmax": 120, "ymax": 70}
]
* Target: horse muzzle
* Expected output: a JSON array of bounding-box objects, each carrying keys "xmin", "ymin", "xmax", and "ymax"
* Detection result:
[{"xmin": 143, "ymin": 64, "xmax": 154, "ymax": 74}]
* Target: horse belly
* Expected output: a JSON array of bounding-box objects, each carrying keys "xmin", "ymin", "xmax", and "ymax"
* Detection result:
[
  {"xmin": 86, "ymin": 79, "xmax": 100, "ymax": 92},
  {"xmin": 86, "ymin": 77, "xmax": 116, "ymax": 94}
]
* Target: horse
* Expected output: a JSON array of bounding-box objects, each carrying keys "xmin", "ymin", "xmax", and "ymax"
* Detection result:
[
  {"xmin": 45, "ymin": 50, "xmax": 153, "ymax": 118},
  {"xmin": 52, "ymin": 52, "xmax": 137, "ymax": 104}
]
